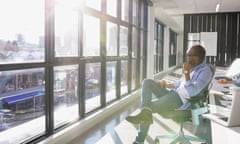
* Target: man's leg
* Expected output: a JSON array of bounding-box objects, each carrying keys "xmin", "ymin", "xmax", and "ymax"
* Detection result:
[
  {"xmin": 151, "ymin": 90, "xmax": 182, "ymax": 113},
  {"xmin": 135, "ymin": 124, "xmax": 149, "ymax": 143},
  {"xmin": 126, "ymin": 79, "xmax": 169, "ymax": 124},
  {"xmin": 126, "ymin": 79, "xmax": 172, "ymax": 143},
  {"xmin": 134, "ymin": 91, "xmax": 183, "ymax": 143},
  {"xmin": 141, "ymin": 79, "xmax": 169, "ymax": 109}
]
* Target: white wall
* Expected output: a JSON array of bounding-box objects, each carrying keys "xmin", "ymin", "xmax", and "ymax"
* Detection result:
[
  {"xmin": 163, "ymin": 26, "xmax": 170, "ymax": 70},
  {"xmin": 177, "ymin": 33, "xmax": 184, "ymax": 66},
  {"xmin": 146, "ymin": 6, "xmax": 155, "ymax": 79}
]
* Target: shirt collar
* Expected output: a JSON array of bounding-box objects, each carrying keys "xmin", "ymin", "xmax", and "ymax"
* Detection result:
[{"xmin": 194, "ymin": 61, "xmax": 206, "ymax": 71}]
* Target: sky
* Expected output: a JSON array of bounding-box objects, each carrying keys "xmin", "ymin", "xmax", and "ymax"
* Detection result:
[{"xmin": 0, "ymin": 0, "xmax": 44, "ymax": 43}]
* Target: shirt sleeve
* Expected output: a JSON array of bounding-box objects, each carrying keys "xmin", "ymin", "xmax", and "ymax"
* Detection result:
[
  {"xmin": 184, "ymin": 65, "xmax": 213, "ymax": 97},
  {"xmin": 173, "ymin": 78, "xmax": 182, "ymax": 89}
]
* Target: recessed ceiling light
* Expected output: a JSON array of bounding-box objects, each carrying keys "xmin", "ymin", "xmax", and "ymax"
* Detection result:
[{"xmin": 216, "ymin": 3, "xmax": 220, "ymax": 12}]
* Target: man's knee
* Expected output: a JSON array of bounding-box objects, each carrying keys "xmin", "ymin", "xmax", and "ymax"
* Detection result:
[{"xmin": 142, "ymin": 79, "xmax": 155, "ymax": 87}]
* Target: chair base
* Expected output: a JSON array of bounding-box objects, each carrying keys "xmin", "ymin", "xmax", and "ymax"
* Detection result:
[{"xmin": 154, "ymin": 130, "xmax": 207, "ymax": 144}]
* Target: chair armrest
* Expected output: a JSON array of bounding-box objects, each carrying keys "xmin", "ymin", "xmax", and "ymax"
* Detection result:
[
  {"xmin": 191, "ymin": 107, "xmax": 209, "ymax": 125},
  {"xmin": 175, "ymin": 95, "xmax": 207, "ymax": 110},
  {"xmin": 186, "ymin": 95, "xmax": 205, "ymax": 103}
]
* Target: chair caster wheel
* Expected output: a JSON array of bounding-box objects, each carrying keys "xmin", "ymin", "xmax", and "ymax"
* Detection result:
[{"xmin": 155, "ymin": 138, "xmax": 160, "ymax": 144}]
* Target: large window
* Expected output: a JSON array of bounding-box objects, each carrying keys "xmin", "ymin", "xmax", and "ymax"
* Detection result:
[
  {"xmin": 154, "ymin": 20, "xmax": 165, "ymax": 73},
  {"xmin": 131, "ymin": 59, "xmax": 137, "ymax": 90},
  {"xmin": 121, "ymin": 0, "xmax": 129, "ymax": 22},
  {"xmin": 106, "ymin": 22, "xmax": 118, "ymax": 56},
  {"xmin": 106, "ymin": 61, "xmax": 117, "ymax": 103},
  {"xmin": 85, "ymin": 63, "xmax": 101, "ymax": 113},
  {"xmin": 0, "ymin": 0, "xmax": 44, "ymax": 64},
  {"xmin": 120, "ymin": 26, "xmax": 129, "ymax": 56},
  {"xmin": 86, "ymin": 0, "xmax": 101, "ymax": 11},
  {"xmin": 120, "ymin": 60, "xmax": 128, "ymax": 95},
  {"xmin": 54, "ymin": 65, "xmax": 79, "ymax": 127},
  {"xmin": 83, "ymin": 15, "xmax": 100, "ymax": 56},
  {"xmin": 55, "ymin": 3, "xmax": 79, "ymax": 57},
  {"xmin": 131, "ymin": 27, "xmax": 138, "ymax": 90},
  {"xmin": 0, "ymin": 0, "xmax": 45, "ymax": 143},
  {"xmin": 132, "ymin": 0, "xmax": 138, "ymax": 25},
  {"xmin": 107, "ymin": 0, "xmax": 117, "ymax": 17},
  {"xmin": 169, "ymin": 29, "xmax": 178, "ymax": 67},
  {"xmin": 0, "ymin": 0, "xmax": 148, "ymax": 143},
  {"xmin": 0, "ymin": 68, "xmax": 45, "ymax": 143}
]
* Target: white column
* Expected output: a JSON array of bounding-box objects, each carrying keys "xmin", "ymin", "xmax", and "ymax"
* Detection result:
[{"xmin": 146, "ymin": 6, "xmax": 155, "ymax": 79}]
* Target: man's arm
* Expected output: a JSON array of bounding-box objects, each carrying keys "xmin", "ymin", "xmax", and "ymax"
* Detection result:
[
  {"xmin": 183, "ymin": 62, "xmax": 193, "ymax": 81},
  {"xmin": 157, "ymin": 80, "xmax": 175, "ymax": 89}
]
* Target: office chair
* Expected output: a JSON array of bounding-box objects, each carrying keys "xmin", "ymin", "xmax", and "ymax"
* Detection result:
[{"xmin": 154, "ymin": 64, "xmax": 215, "ymax": 144}]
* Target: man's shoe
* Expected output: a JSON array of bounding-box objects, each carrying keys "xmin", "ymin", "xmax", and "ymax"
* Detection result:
[
  {"xmin": 126, "ymin": 109, "xmax": 153, "ymax": 125},
  {"xmin": 133, "ymin": 141, "xmax": 144, "ymax": 144}
]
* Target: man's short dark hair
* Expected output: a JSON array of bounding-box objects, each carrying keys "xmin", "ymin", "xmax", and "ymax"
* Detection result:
[{"xmin": 192, "ymin": 45, "xmax": 206, "ymax": 62}]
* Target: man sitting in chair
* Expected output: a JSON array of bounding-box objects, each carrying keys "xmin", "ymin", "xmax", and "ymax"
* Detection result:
[{"xmin": 126, "ymin": 45, "xmax": 213, "ymax": 144}]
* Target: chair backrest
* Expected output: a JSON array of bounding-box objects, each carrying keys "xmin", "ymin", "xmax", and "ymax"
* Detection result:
[
  {"xmin": 188, "ymin": 64, "xmax": 216, "ymax": 108},
  {"xmin": 205, "ymin": 64, "xmax": 216, "ymax": 101}
]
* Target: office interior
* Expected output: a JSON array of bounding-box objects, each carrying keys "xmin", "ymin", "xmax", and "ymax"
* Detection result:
[{"xmin": 0, "ymin": 0, "xmax": 240, "ymax": 144}]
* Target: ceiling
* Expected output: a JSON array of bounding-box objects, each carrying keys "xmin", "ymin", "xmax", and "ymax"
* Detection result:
[
  {"xmin": 153, "ymin": 0, "xmax": 240, "ymax": 14},
  {"xmin": 151, "ymin": 0, "xmax": 240, "ymax": 32}
]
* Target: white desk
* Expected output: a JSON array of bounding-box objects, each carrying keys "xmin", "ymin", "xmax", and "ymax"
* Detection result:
[
  {"xmin": 207, "ymin": 67, "xmax": 240, "ymax": 144},
  {"xmin": 211, "ymin": 121, "xmax": 240, "ymax": 144}
]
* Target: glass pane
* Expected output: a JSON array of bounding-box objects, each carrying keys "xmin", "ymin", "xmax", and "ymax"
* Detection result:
[
  {"xmin": 54, "ymin": 65, "xmax": 78, "ymax": 127},
  {"xmin": 86, "ymin": 0, "xmax": 101, "ymax": 11},
  {"xmin": 154, "ymin": 40, "xmax": 157, "ymax": 55},
  {"xmin": 107, "ymin": 0, "xmax": 117, "ymax": 17},
  {"xmin": 140, "ymin": 2, "xmax": 145, "ymax": 28},
  {"xmin": 106, "ymin": 62, "xmax": 117, "ymax": 103},
  {"xmin": 132, "ymin": 0, "xmax": 138, "ymax": 25},
  {"xmin": 140, "ymin": 31, "xmax": 146, "ymax": 57},
  {"xmin": 140, "ymin": 59, "xmax": 144, "ymax": 82},
  {"xmin": 132, "ymin": 27, "xmax": 138, "ymax": 58},
  {"xmin": 55, "ymin": 2, "xmax": 79, "ymax": 57},
  {"xmin": 83, "ymin": 15, "xmax": 100, "ymax": 56},
  {"xmin": 0, "ymin": 68, "xmax": 45, "ymax": 143},
  {"xmin": 119, "ymin": 26, "xmax": 128, "ymax": 56},
  {"xmin": 121, "ymin": 61, "xmax": 128, "ymax": 95},
  {"xmin": 158, "ymin": 24, "xmax": 162, "ymax": 39},
  {"xmin": 121, "ymin": 0, "xmax": 129, "ymax": 22},
  {"xmin": 85, "ymin": 63, "xmax": 101, "ymax": 113},
  {"xmin": 106, "ymin": 22, "xmax": 118, "ymax": 56},
  {"xmin": 0, "ymin": 0, "xmax": 44, "ymax": 64},
  {"xmin": 132, "ymin": 59, "xmax": 137, "ymax": 90}
]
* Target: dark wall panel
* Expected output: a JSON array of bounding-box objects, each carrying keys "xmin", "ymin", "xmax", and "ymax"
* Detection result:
[
  {"xmin": 229, "ymin": 13, "xmax": 238, "ymax": 62},
  {"xmin": 202, "ymin": 15, "xmax": 207, "ymax": 32},
  {"xmin": 238, "ymin": 14, "xmax": 240, "ymax": 57},
  {"xmin": 184, "ymin": 12, "xmax": 240, "ymax": 66},
  {"xmin": 218, "ymin": 14, "xmax": 227, "ymax": 65}
]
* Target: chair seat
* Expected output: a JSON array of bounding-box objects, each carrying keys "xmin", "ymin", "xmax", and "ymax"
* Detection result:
[{"xmin": 161, "ymin": 110, "xmax": 192, "ymax": 122}]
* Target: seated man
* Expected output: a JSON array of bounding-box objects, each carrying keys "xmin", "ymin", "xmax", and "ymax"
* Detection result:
[{"xmin": 126, "ymin": 45, "xmax": 213, "ymax": 144}]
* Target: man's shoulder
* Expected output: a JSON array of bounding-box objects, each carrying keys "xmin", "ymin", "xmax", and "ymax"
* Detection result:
[
  {"xmin": 196, "ymin": 62, "xmax": 208, "ymax": 70},
  {"xmin": 196, "ymin": 63, "xmax": 213, "ymax": 75}
]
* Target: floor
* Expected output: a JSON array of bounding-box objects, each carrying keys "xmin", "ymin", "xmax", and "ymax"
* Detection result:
[
  {"xmin": 70, "ymin": 68, "xmax": 212, "ymax": 144},
  {"xmin": 70, "ymin": 100, "xmax": 211, "ymax": 144}
]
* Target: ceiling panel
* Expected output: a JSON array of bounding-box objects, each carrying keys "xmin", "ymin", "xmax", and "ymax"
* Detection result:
[
  {"xmin": 154, "ymin": 0, "xmax": 240, "ymax": 14},
  {"xmin": 195, "ymin": 0, "xmax": 218, "ymax": 13}
]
